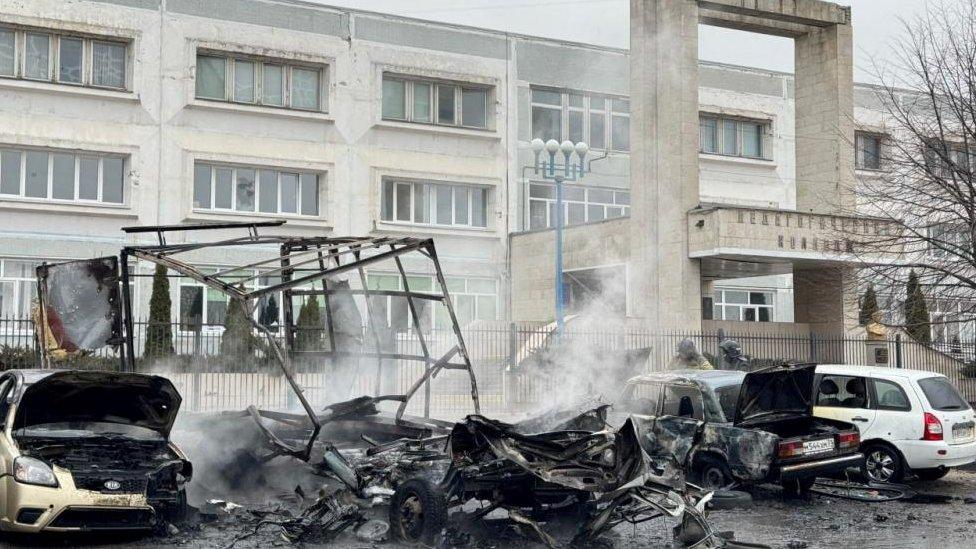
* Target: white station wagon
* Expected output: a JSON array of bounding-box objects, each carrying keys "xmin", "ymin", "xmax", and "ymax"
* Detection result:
[{"xmin": 813, "ymin": 364, "xmax": 976, "ymax": 483}]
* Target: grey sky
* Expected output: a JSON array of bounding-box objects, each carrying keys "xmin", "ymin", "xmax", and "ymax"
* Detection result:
[{"xmin": 307, "ymin": 0, "xmax": 950, "ymax": 84}]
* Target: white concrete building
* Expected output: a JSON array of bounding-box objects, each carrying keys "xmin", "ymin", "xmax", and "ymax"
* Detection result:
[{"xmin": 0, "ymin": 0, "xmax": 886, "ymax": 334}]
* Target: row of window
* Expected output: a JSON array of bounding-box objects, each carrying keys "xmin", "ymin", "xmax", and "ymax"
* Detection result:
[
  {"xmin": 195, "ymin": 54, "xmax": 321, "ymax": 111},
  {"xmin": 531, "ymin": 89, "xmax": 630, "ymax": 152},
  {"xmin": 192, "ymin": 163, "xmax": 319, "ymax": 217},
  {"xmin": 380, "ymin": 179, "xmax": 489, "ymax": 228},
  {"xmin": 0, "ymin": 27, "xmax": 126, "ymax": 89},
  {"xmin": 527, "ymin": 182, "xmax": 630, "ymax": 230},
  {"xmin": 382, "ymin": 77, "xmax": 489, "ymax": 129},
  {"xmin": 699, "ymin": 115, "xmax": 767, "ymax": 160},
  {"xmin": 0, "ymin": 147, "xmax": 125, "ymax": 204}
]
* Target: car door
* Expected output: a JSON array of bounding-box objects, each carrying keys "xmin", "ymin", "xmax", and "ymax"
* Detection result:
[
  {"xmin": 813, "ymin": 373, "xmax": 877, "ymax": 434},
  {"xmin": 0, "ymin": 374, "xmax": 15, "ymax": 514},
  {"xmin": 867, "ymin": 376, "xmax": 916, "ymax": 442}
]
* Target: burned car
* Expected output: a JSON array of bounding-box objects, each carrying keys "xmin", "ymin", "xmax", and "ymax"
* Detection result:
[
  {"xmin": 0, "ymin": 369, "xmax": 191, "ymax": 532},
  {"xmin": 617, "ymin": 364, "xmax": 863, "ymax": 496}
]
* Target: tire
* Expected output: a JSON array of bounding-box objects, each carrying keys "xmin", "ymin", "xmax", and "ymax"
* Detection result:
[
  {"xmin": 692, "ymin": 454, "xmax": 733, "ymax": 490},
  {"xmin": 389, "ymin": 478, "xmax": 449, "ymax": 544},
  {"xmin": 913, "ymin": 467, "xmax": 950, "ymax": 482},
  {"xmin": 862, "ymin": 443, "xmax": 905, "ymax": 484},
  {"xmin": 707, "ymin": 489, "xmax": 753, "ymax": 510},
  {"xmin": 781, "ymin": 476, "xmax": 816, "ymax": 498}
]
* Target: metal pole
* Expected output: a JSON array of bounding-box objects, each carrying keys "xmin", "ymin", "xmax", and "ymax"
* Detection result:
[{"xmin": 554, "ymin": 174, "xmax": 565, "ymax": 337}]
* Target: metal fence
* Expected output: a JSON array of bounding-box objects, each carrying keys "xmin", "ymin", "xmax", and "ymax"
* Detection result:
[{"xmin": 3, "ymin": 317, "xmax": 974, "ymax": 418}]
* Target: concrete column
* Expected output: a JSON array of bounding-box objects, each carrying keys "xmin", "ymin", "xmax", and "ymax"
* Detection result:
[
  {"xmin": 793, "ymin": 267, "xmax": 859, "ymax": 337},
  {"xmin": 794, "ymin": 23, "xmax": 855, "ymax": 214},
  {"xmin": 629, "ymin": 0, "xmax": 702, "ymax": 331}
]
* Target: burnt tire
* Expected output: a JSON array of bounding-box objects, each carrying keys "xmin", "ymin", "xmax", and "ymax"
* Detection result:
[
  {"xmin": 389, "ymin": 478, "xmax": 448, "ymax": 545},
  {"xmin": 692, "ymin": 454, "xmax": 733, "ymax": 490},
  {"xmin": 781, "ymin": 476, "xmax": 816, "ymax": 498},
  {"xmin": 707, "ymin": 489, "xmax": 753, "ymax": 510},
  {"xmin": 913, "ymin": 467, "xmax": 950, "ymax": 482},
  {"xmin": 862, "ymin": 443, "xmax": 905, "ymax": 484}
]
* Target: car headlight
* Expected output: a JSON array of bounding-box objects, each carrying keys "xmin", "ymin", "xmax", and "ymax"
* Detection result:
[{"xmin": 14, "ymin": 457, "xmax": 59, "ymax": 487}]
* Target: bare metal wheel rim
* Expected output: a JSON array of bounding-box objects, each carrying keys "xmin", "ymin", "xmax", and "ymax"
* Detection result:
[
  {"xmin": 398, "ymin": 495, "xmax": 425, "ymax": 540},
  {"xmin": 866, "ymin": 450, "xmax": 895, "ymax": 482},
  {"xmin": 702, "ymin": 466, "xmax": 727, "ymax": 489}
]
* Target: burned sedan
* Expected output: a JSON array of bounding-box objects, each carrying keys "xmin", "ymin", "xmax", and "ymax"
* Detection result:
[
  {"xmin": 0, "ymin": 369, "xmax": 191, "ymax": 533},
  {"xmin": 618, "ymin": 364, "xmax": 862, "ymax": 496}
]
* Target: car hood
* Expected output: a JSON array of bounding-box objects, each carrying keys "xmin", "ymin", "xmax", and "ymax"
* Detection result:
[
  {"xmin": 733, "ymin": 363, "xmax": 815, "ymax": 425},
  {"xmin": 13, "ymin": 371, "xmax": 181, "ymax": 438}
]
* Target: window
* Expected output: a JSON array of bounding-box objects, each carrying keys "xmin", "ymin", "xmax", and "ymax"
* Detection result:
[
  {"xmin": 928, "ymin": 223, "xmax": 971, "ymax": 259},
  {"xmin": 712, "ymin": 289, "xmax": 773, "ymax": 322},
  {"xmin": 195, "ymin": 53, "xmax": 324, "ymax": 111},
  {"xmin": 0, "ymin": 259, "xmax": 40, "ymax": 319},
  {"xmin": 855, "ymin": 132, "xmax": 882, "ymax": 170},
  {"xmin": 661, "ymin": 384, "xmax": 704, "ymax": 419},
  {"xmin": 178, "ymin": 270, "xmax": 281, "ymax": 331},
  {"xmin": 918, "ymin": 376, "xmax": 970, "ymax": 411},
  {"xmin": 0, "ymin": 27, "xmax": 127, "ymax": 89},
  {"xmin": 531, "ymin": 89, "xmax": 629, "ymax": 152},
  {"xmin": 381, "ymin": 179, "xmax": 489, "ymax": 228},
  {"xmin": 381, "ymin": 75, "xmax": 491, "ymax": 129},
  {"xmin": 366, "ymin": 273, "xmax": 498, "ymax": 330},
  {"xmin": 528, "ymin": 182, "xmax": 629, "ymax": 230},
  {"xmin": 699, "ymin": 114, "xmax": 769, "ymax": 159},
  {"xmin": 0, "ymin": 146, "xmax": 125, "ymax": 204},
  {"xmin": 871, "ymin": 378, "xmax": 911, "ymax": 411},
  {"xmin": 816, "ymin": 375, "xmax": 868, "ymax": 408},
  {"xmin": 193, "ymin": 162, "xmax": 321, "ymax": 216}
]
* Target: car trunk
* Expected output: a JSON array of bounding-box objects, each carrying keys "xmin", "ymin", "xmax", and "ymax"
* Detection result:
[
  {"xmin": 12, "ymin": 372, "xmax": 189, "ymax": 509},
  {"xmin": 734, "ymin": 364, "xmax": 858, "ymax": 463}
]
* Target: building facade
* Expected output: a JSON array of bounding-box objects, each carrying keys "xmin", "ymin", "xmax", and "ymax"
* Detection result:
[{"xmin": 0, "ymin": 0, "xmax": 887, "ymax": 334}]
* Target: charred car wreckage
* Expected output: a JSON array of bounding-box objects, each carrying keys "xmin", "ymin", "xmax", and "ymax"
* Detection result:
[{"xmin": 20, "ymin": 221, "xmax": 781, "ymax": 546}]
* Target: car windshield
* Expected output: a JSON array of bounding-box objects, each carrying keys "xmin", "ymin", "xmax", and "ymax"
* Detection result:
[
  {"xmin": 15, "ymin": 421, "xmax": 164, "ymax": 441},
  {"xmin": 917, "ymin": 377, "xmax": 970, "ymax": 411}
]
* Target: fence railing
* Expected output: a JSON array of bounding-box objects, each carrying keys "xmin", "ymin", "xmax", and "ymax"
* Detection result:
[{"xmin": 3, "ymin": 317, "xmax": 974, "ymax": 418}]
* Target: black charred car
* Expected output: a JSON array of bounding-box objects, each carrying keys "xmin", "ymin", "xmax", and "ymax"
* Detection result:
[
  {"xmin": 617, "ymin": 363, "xmax": 863, "ymax": 496},
  {"xmin": 0, "ymin": 369, "xmax": 191, "ymax": 533}
]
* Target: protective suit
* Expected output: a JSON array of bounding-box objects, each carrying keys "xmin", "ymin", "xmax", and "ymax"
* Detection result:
[{"xmin": 667, "ymin": 338, "xmax": 713, "ymax": 370}]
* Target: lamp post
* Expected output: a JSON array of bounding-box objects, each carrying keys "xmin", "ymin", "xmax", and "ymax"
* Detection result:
[{"xmin": 530, "ymin": 137, "xmax": 590, "ymax": 336}]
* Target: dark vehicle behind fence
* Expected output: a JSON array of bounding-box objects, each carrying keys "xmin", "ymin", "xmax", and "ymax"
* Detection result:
[{"xmin": 617, "ymin": 364, "xmax": 863, "ymax": 496}]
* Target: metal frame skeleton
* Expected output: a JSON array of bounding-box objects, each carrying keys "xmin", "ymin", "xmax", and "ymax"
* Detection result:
[{"xmin": 117, "ymin": 221, "xmax": 480, "ymax": 461}]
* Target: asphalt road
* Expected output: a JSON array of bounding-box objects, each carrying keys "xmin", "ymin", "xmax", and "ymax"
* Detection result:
[{"xmin": 3, "ymin": 466, "xmax": 975, "ymax": 549}]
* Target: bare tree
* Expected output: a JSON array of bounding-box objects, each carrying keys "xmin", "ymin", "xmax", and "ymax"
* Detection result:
[{"xmin": 851, "ymin": 1, "xmax": 976, "ymax": 343}]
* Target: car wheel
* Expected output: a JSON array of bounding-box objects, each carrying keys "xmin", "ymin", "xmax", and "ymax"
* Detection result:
[
  {"xmin": 863, "ymin": 443, "xmax": 905, "ymax": 484},
  {"xmin": 707, "ymin": 489, "xmax": 753, "ymax": 510},
  {"xmin": 692, "ymin": 455, "xmax": 733, "ymax": 490},
  {"xmin": 389, "ymin": 478, "xmax": 448, "ymax": 544},
  {"xmin": 913, "ymin": 467, "xmax": 950, "ymax": 481}
]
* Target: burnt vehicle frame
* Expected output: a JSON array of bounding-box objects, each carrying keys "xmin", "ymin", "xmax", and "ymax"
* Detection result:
[
  {"xmin": 617, "ymin": 364, "xmax": 863, "ymax": 496},
  {"xmin": 112, "ymin": 220, "xmax": 481, "ymax": 460}
]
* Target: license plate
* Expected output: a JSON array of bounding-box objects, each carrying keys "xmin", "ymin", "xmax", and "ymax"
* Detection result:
[
  {"xmin": 952, "ymin": 423, "xmax": 975, "ymax": 440},
  {"xmin": 803, "ymin": 438, "xmax": 835, "ymax": 455}
]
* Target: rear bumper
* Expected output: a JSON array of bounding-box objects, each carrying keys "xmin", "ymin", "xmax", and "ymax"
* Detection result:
[
  {"xmin": 774, "ymin": 453, "xmax": 863, "ymax": 481},
  {"xmin": 899, "ymin": 439, "xmax": 976, "ymax": 470}
]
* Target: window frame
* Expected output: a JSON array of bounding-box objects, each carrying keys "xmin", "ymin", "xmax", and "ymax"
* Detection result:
[
  {"xmin": 698, "ymin": 113, "xmax": 771, "ymax": 160},
  {"xmin": 192, "ymin": 161, "xmax": 322, "ymax": 218},
  {"xmin": 530, "ymin": 88, "xmax": 630, "ymax": 153},
  {"xmin": 0, "ymin": 25, "xmax": 128, "ymax": 90},
  {"xmin": 869, "ymin": 378, "xmax": 912, "ymax": 412},
  {"xmin": 380, "ymin": 177, "xmax": 491, "ymax": 229},
  {"xmin": 381, "ymin": 74, "xmax": 492, "ymax": 130},
  {"xmin": 0, "ymin": 145, "xmax": 126, "ymax": 205},
  {"xmin": 194, "ymin": 51, "xmax": 327, "ymax": 112},
  {"xmin": 527, "ymin": 182, "xmax": 630, "ymax": 230},
  {"xmin": 712, "ymin": 289, "xmax": 774, "ymax": 322},
  {"xmin": 366, "ymin": 272, "xmax": 499, "ymax": 330},
  {"xmin": 855, "ymin": 131, "xmax": 884, "ymax": 171}
]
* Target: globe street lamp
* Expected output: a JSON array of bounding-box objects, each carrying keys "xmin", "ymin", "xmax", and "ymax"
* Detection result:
[{"xmin": 530, "ymin": 137, "xmax": 590, "ymax": 336}]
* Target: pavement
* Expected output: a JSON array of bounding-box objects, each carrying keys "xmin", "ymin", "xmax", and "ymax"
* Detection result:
[{"xmin": 3, "ymin": 466, "xmax": 975, "ymax": 549}]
